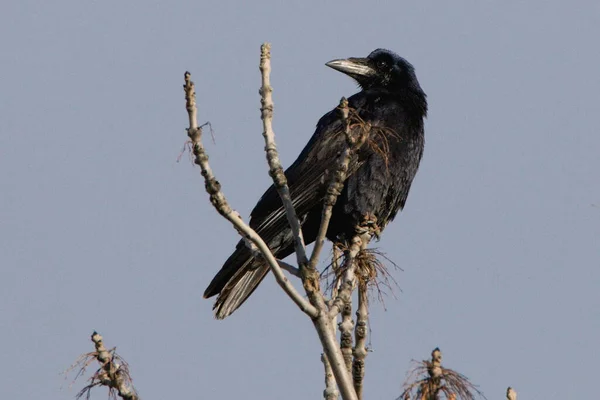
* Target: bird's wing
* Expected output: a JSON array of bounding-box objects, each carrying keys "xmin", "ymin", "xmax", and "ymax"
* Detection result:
[{"xmin": 248, "ymin": 107, "xmax": 366, "ymax": 242}]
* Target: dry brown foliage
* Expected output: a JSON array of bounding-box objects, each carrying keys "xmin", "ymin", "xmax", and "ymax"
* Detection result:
[{"xmin": 399, "ymin": 349, "xmax": 485, "ymax": 400}]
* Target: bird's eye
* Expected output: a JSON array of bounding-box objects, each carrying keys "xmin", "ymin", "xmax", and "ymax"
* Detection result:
[{"xmin": 377, "ymin": 60, "xmax": 387, "ymax": 68}]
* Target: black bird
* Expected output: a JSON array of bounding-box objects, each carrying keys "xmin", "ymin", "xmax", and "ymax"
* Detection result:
[{"xmin": 204, "ymin": 49, "xmax": 427, "ymax": 319}]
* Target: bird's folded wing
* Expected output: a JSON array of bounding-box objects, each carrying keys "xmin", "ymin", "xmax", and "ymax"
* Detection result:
[{"xmin": 249, "ymin": 124, "xmax": 366, "ymax": 241}]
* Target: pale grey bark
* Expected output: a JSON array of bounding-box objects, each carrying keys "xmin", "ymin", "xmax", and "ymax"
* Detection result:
[
  {"xmin": 322, "ymin": 353, "xmax": 340, "ymax": 400},
  {"xmin": 339, "ymin": 298, "xmax": 354, "ymax": 373},
  {"xmin": 259, "ymin": 44, "xmax": 309, "ymax": 268},
  {"xmin": 329, "ymin": 232, "xmax": 371, "ymax": 318},
  {"xmin": 68, "ymin": 332, "xmax": 139, "ymax": 400},
  {"xmin": 352, "ymin": 286, "xmax": 369, "ymax": 400}
]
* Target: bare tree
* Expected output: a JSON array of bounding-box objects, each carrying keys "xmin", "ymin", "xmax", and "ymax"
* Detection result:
[{"xmin": 68, "ymin": 43, "xmax": 512, "ymax": 400}]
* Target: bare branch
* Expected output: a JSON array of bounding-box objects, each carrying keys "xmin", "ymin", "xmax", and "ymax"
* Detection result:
[
  {"xmin": 322, "ymin": 353, "xmax": 340, "ymax": 400},
  {"xmin": 278, "ymin": 260, "xmax": 301, "ymax": 277},
  {"xmin": 312, "ymin": 314, "xmax": 359, "ymax": 400},
  {"xmin": 316, "ymin": 229, "xmax": 374, "ymax": 400},
  {"xmin": 339, "ymin": 298, "xmax": 354, "ymax": 374},
  {"xmin": 352, "ymin": 286, "xmax": 369, "ymax": 399},
  {"xmin": 318, "ymin": 232, "xmax": 367, "ymax": 400},
  {"xmin": 183, "ymin": 72, "xmax": 318, "ymax": 318},
  {"xmin": 259, "ymin": 43, "xmax": 309, "ymax": 268},
  {"xmin": 329, "ymin": 231, "xmax": 371, "ymax": 318},
  {"xmin": 68, "ymin": 332, "xmax": 139, "ymax": 400}
]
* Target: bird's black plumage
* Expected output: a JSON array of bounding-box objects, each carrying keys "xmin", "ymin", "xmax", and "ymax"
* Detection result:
[{"xmin": 204, "ymin": 49, "xmax": 427, "ymax": 319}]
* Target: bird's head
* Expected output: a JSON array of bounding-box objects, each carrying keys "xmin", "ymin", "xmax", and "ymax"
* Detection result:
[{"xmin": 326, "ymin": 49, "xmax": 424, "ymax": 94}]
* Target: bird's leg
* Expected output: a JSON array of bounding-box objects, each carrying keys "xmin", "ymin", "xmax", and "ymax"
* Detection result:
[{"xmin": 357, "ymin": 213, "xmax": 380, "ymax": 240}]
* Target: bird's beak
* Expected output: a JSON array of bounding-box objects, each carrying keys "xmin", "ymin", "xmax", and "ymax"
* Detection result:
[{"xmin": 325, "ymin": 57, "xmax": 374, "ymax": 78}]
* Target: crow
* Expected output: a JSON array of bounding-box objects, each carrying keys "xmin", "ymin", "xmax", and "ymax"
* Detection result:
[{"xmin": 204, "ymin": 49, "xmax": 427, "ymax": 319}]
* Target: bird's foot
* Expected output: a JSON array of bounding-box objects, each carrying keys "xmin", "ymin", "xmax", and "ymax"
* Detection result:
[{"xmin": 356, "ymin": 214, "xmax": 381, "ymax": 240}]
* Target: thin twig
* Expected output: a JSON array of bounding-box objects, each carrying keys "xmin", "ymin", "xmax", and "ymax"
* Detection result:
[
  {"xmin": 183, "ymin": 71, "xmax": 317, "ymax": 318},
  {"xmin": 259, "ymin": 43, "xmax": 309, "ymax": 268}
]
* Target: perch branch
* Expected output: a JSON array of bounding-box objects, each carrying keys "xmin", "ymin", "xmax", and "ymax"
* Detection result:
[{"xmin": 259, "ymin": 43, "xmax": 309, "ymax": 268}]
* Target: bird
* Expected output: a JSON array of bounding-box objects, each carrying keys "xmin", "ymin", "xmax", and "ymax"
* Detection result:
[{"xmin": 204, "ymin": 49, "xmax": 427, "ymax": 319}]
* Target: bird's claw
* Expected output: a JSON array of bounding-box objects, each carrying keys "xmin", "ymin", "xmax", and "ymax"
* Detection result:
[{"xmin": 356, "ymin": 214, "xmax": 381, "ymax": 240}]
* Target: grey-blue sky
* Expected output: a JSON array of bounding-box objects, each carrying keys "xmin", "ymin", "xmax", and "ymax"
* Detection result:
[{"xmin": 1, "ymin": 1, "xmax": 599, "ymax": 399}]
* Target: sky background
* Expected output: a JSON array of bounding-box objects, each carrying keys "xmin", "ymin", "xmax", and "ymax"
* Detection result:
[{"xmin": 1, "ymin": 1, "xmax": 599, "ymax": 399}]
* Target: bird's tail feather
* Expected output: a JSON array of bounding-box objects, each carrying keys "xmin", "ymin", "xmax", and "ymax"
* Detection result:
[
  {"xmin": 203, "ymin": 244, "xmax": 270, "ymax": 319},
  {"xmin": 213, "ymin": 263, "xmax": 270, "ymax": 319}
]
